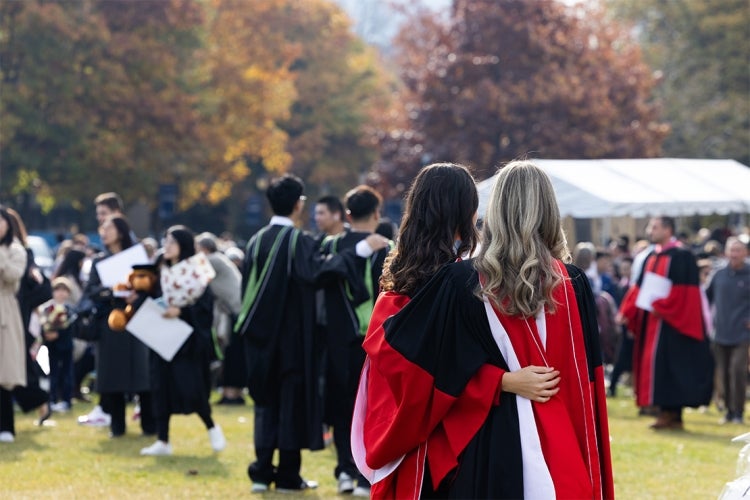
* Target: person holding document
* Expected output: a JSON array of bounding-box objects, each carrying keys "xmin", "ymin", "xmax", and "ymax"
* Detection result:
[
  {"xmin": 618, "ymin": 216, "xmax": 713, "ymax": 429},
  {"xmin": 83, "ymin": 215, "xmax": 155, "ymax": 438},
  {"xmin": 140, "ymin": 225, "xmax": 225, "ymax": 456}
]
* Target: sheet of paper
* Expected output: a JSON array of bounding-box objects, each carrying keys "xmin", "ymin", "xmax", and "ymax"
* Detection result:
[
  {"xmin": 95, "ymin": 244, "xmax": 150, "ymax": 288},
  {"xmin": 636, "ymin": 271, "xmax": 673, "ymax": 312},
  {"xmin": 126, "ymin": 297, "xmax": 193, "ymax": 362}
]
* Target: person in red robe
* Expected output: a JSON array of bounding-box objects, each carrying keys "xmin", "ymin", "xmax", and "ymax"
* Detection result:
[
  {"xmin": 352, "ymin": 161, "xmax": 614, "ymax": 499},
  {"xmin": 618, "ymin": 216, "xmax": 713, "ymax": 429}
]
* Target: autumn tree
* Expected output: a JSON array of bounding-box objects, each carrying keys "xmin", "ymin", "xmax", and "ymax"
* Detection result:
[
  {"xmin": 608, "ymin": 0, "xmax": 749, "ymax": 165},
  {"xmin": 1, "ymin": 0, "xmax": 396, "ymax": 233},
  {"xmin": 376, "ymin": 0, "xmax": 668, "ymax": 187},
  {"xmin": 0, "ymin": 0, "xmax": 206, "ymax": 213},
  {"xmin": 270, "ymin": 0, "xmax": 393, "ymax": 198},
  {"xmin": 196, "ymin": 0, "xmax": 298, "ymax": 209}
]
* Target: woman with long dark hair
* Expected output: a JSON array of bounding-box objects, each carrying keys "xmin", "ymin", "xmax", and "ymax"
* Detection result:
[
  {"xmin": 84, "ymin": 215, "xmax": 154, "ymax": 438},
  {"xmin": 140, "ymin": 225, "xmax": 225, "ymax": 456},
  {"xmin": 352, "ymin": 162, "xmax": 486, "ymax": 495},
  {"xmin": 0, "ymin": 205, "xmax": 29, "ymax": 442}
]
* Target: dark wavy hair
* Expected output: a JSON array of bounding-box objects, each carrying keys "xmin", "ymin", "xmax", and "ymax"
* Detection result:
[{"xmin": 380, "ymin": 163, "xmax": 479, "ymax": 296}]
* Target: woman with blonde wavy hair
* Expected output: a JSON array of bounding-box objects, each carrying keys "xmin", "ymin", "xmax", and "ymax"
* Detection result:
[
  {"xmin": 355, "ymin": 160, "xmax": 613, "ymax": 499},
  {"xmin": 475, "ymin": 159, "xmax": 571, "ymax": 317}
]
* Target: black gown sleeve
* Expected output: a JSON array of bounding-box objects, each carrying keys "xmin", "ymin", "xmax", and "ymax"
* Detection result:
[
  {"xmin": 565, "ymin": 263, "xmax": 603, "ymax": 380},
  {"xmin": 383, "ymin": 260, "xmax": 506, "ymax": 397}
]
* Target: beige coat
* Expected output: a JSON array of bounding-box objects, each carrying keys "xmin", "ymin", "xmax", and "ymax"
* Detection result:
[{"xmin": 0, "ymin": 240, "xmax": 27, "ymax": 389}]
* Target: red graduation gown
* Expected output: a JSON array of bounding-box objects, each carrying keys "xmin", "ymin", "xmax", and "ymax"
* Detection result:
[
  {"xmin": 352, "ymin": 260, "xmax": 614, "ymax": 499},
  {"xmin": 619, "ymin": 244, "xmax": 713, "ymax": 408}
]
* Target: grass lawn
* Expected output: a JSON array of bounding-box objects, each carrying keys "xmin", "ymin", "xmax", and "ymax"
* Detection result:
[{"xmin": 0, "ymin": 390, "xmax": 743, "ymax": 499}]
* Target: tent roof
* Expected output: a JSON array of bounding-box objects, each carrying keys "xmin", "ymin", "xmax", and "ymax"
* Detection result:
[{"xmin": 476, "ymin": 158, "xmax": 750, "ymax": 218}]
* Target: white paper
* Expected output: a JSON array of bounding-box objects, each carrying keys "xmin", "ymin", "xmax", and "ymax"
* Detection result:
[
  {"xmin": 126, "ymin": 297, "xmax": 193, "ymax": 362},
  {"xmin": 636, "ymin": 271, "xmax": 673, "ymax": 312},
  {"xmin": 95, "ymin": 244, "xmax": 150, "ymax": 288}
]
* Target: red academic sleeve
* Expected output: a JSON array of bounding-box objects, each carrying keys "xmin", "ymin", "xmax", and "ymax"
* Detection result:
[
  {"xmin": 651, "ymin": 284, "xmax": 704, "ymax": 340},
  {"xmin": 362, "ymin": 293, "xmax": 506, "ymax": 490},
  {"xmin": 363, "ymin": 305, "xmax": 458, "ymax": 469}
]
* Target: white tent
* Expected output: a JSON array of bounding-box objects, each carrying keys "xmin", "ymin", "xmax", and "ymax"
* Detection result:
[{"xmin": 476, "ymin": 158, "xmax": 750, "ymax": 219}]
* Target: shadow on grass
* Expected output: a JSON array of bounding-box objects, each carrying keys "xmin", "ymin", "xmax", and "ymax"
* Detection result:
[
  {"xmin": 0, "ymin": 425, "xmax": 50, "ymax": 461},
  {"xmin": 88, "ymin": 436, "xmax": 234, "ymax": 478}
]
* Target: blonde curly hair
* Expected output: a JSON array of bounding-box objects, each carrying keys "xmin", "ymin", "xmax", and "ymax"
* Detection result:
[{"xmin": 475, "ymin": 160, "xmax": 571, "ymax": 317}]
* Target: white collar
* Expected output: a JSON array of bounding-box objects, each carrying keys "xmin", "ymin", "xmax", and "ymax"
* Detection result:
[{"xmin": 269, "ymin": 215, "xmax": 295, "ymax": 227}]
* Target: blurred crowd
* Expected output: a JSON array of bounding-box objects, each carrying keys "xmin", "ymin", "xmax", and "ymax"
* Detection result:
[{"xmin": 0, "ymin": 181, "xmax": 748, "ymax": 496}]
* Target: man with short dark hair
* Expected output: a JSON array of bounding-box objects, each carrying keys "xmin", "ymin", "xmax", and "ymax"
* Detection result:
[
  {"xmin": 315, "ymin": 195, "xmax": 346, "ymax": 237},
  {"xmin": 319, "ymin": 185, "xmax": 390, "ymax": 497},
  {"xmin": 618, "ymin": 216, "xmax": 714, "ymax": 429},
  {"xmin": 236, "ymin": 174, "xmax": 321, "ymax": 492}
]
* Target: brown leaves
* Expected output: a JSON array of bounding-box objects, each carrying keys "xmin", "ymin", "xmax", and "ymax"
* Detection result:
[{"xmin": 376, "ymin": 0, "xmax": 668, "ymax": 184}]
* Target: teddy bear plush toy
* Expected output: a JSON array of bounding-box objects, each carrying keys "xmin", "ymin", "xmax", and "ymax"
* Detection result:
[{"xmin": 108, "ymin": 264, "xmax": 159, "ymax": 331}]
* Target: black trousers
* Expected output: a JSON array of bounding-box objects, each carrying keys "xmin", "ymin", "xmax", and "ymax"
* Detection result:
[
  {"xmin": 609, "ymin": 327, "xmax": 633, "ymax": 395},
  {"xmin": 155, "ymin": 404, "xmax": 214, "ymax": 443},
  {"xmin": 0, "ymin": 388, "xmax": 14, "ymax": 434},
  {"xmin": 325, "ymin": 362, "xmax": 368, "ymax": 486},
  {"xmin": 248, "ymin": 447, "xmax": 302, "ymax": 488},
  {"xmin": 101, "ymin": 391, "xmax": 156, "ymax": 436}
]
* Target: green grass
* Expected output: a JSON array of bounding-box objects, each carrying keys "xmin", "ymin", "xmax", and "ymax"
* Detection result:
[{"xmin": 0, "ymin": 391, "xmax": 743, "ymax": 499}]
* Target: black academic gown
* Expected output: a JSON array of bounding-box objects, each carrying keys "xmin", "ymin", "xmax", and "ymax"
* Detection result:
[
  {"xmin": 85, "ymin": 254, "xmax": 151, "ymax": 394},
  {"xmin": 150, "ymin": 288, "xmax": 214, "ymax": 417},
  {"xmin": 237, "ymin": 224, "xmax": 324, "ymax": 451},
  {"xmin": 620, "ymin": 245, "xmax": 714, "ymax": 408},
  {"xmin": 318, "ymin": 231, "xmax": 388, "ymax": 396},
  {"xmin": 356, "ymin": 261, "xmax": 614, "ymax": 499},
  {"xmin": 317, "ymin": 231, "xmax": 389, "ymax": 479}
]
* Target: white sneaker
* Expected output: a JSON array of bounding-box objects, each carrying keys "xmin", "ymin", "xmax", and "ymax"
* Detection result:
[
  {"xmin": 250, "ymin": 482, "xmax": 269, "ymax": 493},
  {"xmin": 338, "ymin": 472, "xmax": 355, "ymax": 494},
  {"xmin": 51, "ymin": 402, "xmax": 71, "ymax": 413},
  {"xmin": 0, "ymin": 431, "xmax": 14, "ymax": 443},
  {"xmin": 208, "ymin": 425, "xmax": 226, "ymax": 452},
  {"xmin": 140, "ymin": 440, "xmax": 173, "ymax": 456},
  {"xmin": 352, "ymin": 485, "xmax": 371, "ymax": 497},
  {"xmin": 77, "ymin": 405, "xmax": 111, "ymax": 427}
]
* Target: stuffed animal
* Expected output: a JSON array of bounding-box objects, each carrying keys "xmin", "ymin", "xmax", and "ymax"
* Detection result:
[{"xmin": 108, "ymin": 264, "xmax": 158, "ymax": 331}]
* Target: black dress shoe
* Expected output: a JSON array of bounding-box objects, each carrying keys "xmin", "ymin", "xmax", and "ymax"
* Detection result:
[{"xmin": 276, "ymin": 479, "xmax": 318, "ymax": 493}]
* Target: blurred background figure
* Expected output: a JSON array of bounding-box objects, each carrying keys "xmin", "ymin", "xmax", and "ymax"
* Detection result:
[
  {"xmin": 196, "ymin": 232, "xmax": 246, "ymax": 406},
  {"xmin": 0, "ymin": 205, "xmax": 32, "ymax": 442},
  {"xmin": 706, "ymin": 238, "xmax": 750, "ymax": 425}
]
